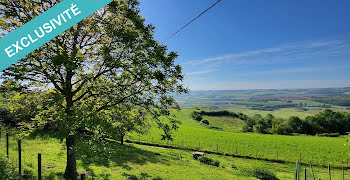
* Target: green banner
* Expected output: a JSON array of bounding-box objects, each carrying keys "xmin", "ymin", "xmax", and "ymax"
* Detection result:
[{"xmin": 0, "ymin": 0, "xmax": 113, "ymax": 71}]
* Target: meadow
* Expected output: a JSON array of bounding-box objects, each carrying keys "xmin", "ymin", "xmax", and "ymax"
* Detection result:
[
  {"xmin": 131, "ymin": 109, "xmax": 350, "ymax": 168},
  {"xmin": 1, "ymin": 129, "xmax": 349, "ymax": 180}
]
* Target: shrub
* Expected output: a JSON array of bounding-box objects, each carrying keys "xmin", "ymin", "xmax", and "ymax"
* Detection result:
[
  {"xmin": 209, "ymin": 126, "xmax": 223, "ymax": 131},
  {"xmin": 198, "ymin": 156, "xmax": 220, "ymax": 167},
  {"xmin": 250, "ymin": 167, "xmax": 278, "ymax": 180},
  {"xmin": 253, "ymin": 124, "xmax": 267, "ymax": 134},
  {"xmin": 0, "ymin": 156, "xmax": 20, "ymax": 180},
  {"xmin": 199, "ymin": 110, "xmax": 238, "ymax": 118},
  {"xmin": 201, "ymin": 120, "xmax": 209, "ymax": 125},
  {"xmin": 270, "ymin": 124, "xmax": 287, "ymax": 135},
  {"xmin": 199, "ymin": 156, "xmax": 213, "ymax": 164},
  {"xmin": 317, "ymin": 133, "xmax": 340, "ymax": 137},
  {"xmin": 213, "ymin": 160, "xmax": 220, "ymax": 167},
  {"xmin": 191, "ymin": 111, "xmax": 203, "ymax": 121}
]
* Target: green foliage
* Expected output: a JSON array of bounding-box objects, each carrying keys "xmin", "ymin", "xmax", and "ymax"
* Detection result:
[
  {"xmin": 249, "ymin": 167, "xmax": 278, "ymax": 180},
  {"xmin": 198, "ymin": 156, "xmax": 220, "ymax": 167},
  {"xmin": 0, "ymin": 156, "xmax": 20, "ymax": 180},
  {"xmin": 316, "ymin": 133, "xmax": 340, "ymax": 137},
  {"xmin": 199, "ymin": 110, "xmax": 238, "ymax": 118},
  {"xmin": 201, "ymin": 119, "xmax": 209, "ymax": 125},
  {"xmin": 190, "ymin": 111, "xmax": 203, "ymax": 121},
  {"xmin": 253, "ymin": 124, "xmax": 266, "ymax": 134},
  {"xmin": 1, "ymin": 0, "xmax": 187, "ymax": 177},
  {"xmin": 286, "ymin": 116, "xmax": 304, "ymax": 133},
  {"xmin": 270, "ymin": 124, "xmax": 287, "ymax": 135},
  {"xmin": 242, "ymin": 110, "xmax": 350, "ymax": 135}
]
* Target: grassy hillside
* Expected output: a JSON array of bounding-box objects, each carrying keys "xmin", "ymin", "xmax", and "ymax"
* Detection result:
[
  {"xmin": 1, "ymin": 130, "xmax": 349, "ymax": 179},
  {"xmin": 132, "ymin": 109, "xmax": 350, "ymax": 167}
]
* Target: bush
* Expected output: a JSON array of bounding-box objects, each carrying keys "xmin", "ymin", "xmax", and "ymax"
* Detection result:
[
  {"xmin": 201, "ymin": 120, "xmax": 209, "ymax": 125},
  {"xmin": 270, "ymin": 124, "xmax": 287, "ymax": 135},
  {"xmin": 199, "ymin": 110, "xmax": 238, "ymax": 118},
  {"xmin": 191, "ymin": 111, "xmax": 203, "ymax": 121},
  {"xmin": 250, "ymin": 167, "xmax": 278, "ymax": 180},
  {"xmin": 253, "ymin": 124, "xmax": 268, "ymax": 134},
  {"xmin": 198, "ymin": 156, "xmax": 220, "ymax": 167},
  {"xmin": 317, "ymin": 133, "xmax": 340, "ymax": 137},
  {"xmin": 213, "ymin": 160, "xmax": 220, "ymax": 167},
  {"xmin": 209, "ymin": 126, "xmax": 223, "ymax": 131},
  {"xmin": 0, "ymin": 156, "xmax": 20, "ymax": 180}
]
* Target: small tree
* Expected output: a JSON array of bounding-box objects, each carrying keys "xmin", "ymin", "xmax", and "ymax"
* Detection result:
[
  {"xmin": 105, "ymin": 105, "xmax": 148, "ymax": 145},
  {"xmin": 191, "ymin": 111, "xmax": 203, "ymax": 121}
]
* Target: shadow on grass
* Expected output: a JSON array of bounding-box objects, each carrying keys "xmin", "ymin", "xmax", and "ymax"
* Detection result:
[
  {"xmin": 75, "ymin": 137, "xmax": 169, "ymax": 178},
  {"xmin": 16, "ymin": 130, "xmax": 169, "ymax": 179}
]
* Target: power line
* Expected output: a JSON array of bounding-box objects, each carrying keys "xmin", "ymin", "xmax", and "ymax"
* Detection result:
[{"xmin": 162, "ymin": 0, "xmax": 222, "ymax": 43}]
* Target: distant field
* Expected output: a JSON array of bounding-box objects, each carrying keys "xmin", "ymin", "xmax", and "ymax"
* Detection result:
[
  {"xmin": 225, "ymin": 106, "xmax": 313, "ymax": 118},
  {"xmin": 174, "ymin": 88, "xmax": 350, "ymax": 113},
  {"xmin": 133, "ymin": 109, "xmax": 350, "ymax": 167}
]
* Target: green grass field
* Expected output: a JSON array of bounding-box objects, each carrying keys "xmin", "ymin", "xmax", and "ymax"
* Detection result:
[
  {"xmin": 131, "ymin": 109, "xmax": 350, "ymax": 168},
  {"xmin": 1, "ymin": 130, "xmax": 349, "ymax": 180}
]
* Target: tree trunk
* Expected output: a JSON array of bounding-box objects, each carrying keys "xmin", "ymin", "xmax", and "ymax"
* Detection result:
[
  {"xmin": 120, "ymin": 134, "xmax": 124, "ymax": 145},
  {"xmin": 64, "ymin": 135, "xmax": 77, "ymax": 179},
  {"xmin": 63, "ymin": 70, "xmax": 77, "ymax": 179}
]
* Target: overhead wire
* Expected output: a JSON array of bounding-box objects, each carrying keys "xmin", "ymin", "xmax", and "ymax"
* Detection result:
[{"xmin": 162, "ymin": 0, "xmax": 222, "ymax": 43}]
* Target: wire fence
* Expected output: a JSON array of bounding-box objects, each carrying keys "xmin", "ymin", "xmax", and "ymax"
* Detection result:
[
  {"xmin": 1, "ymin": 128, "xmax": 348, "ymax": 180},
  {"xmin": 126, "ymin": 134, "xmax": 350, "ymax": 168}
]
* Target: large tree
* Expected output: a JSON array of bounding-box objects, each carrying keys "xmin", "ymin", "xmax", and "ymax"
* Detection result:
[{"xmin": 0, "ymin": 0, "xmax": 187, "ymax": 179}]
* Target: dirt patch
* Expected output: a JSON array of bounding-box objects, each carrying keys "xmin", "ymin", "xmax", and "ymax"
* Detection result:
[{"xmin": 43, "ymin": 165, "xmax": 56, "ymax": 169}]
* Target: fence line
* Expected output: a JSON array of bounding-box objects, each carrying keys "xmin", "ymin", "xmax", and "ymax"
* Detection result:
[
  {"xmin": 126, "ymin": 134, "xmax": 350, "ymax": 169},
  {"xmin": 0, "ymin": 129, "xmax": 348, "ymax": 179}
]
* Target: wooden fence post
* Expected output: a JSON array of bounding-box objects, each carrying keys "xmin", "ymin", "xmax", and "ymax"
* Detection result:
[
  {"xmin": 304, "ymin": 168, "xmax": 307, "ymax": 180},
  {"xmin": 18, "ymin": 140, "xmax": 21, "ymax": 175},
  {"xmin": 6, "ymin": 132, "xmax": 9, "ymax": 159},
  {"xmin": 310, "ymin": 163, "xmax": 315, "ymax": 180},
  {"xmin": 38, "ymin": 153, "xmax": 42, "ymax": 180},
  {"xmin": 235, "ymin": 146, "xmax": 238, "ymax": 155},
  {"xmin": 328, "ymin": 163, "xmax": 331, "ymax": 180},
  {"xmin": 295, "ymin": 160, "xmax": 300, "ymax": 180}
]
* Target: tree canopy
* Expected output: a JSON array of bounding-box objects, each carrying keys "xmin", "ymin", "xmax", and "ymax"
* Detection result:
[{"xmin": 0, "ymin": 0, "xmax": 187, "ymax": 178}]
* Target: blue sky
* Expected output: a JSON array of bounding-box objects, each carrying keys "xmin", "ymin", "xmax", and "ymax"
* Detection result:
[{"xmin": 139, "ymin": 0, "xmax": 350, "ymax": 90}]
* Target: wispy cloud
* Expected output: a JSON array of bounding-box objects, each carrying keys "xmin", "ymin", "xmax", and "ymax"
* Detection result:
[
  {"xmin": 185, "ymin": 69, "xmax": 216, "ymax": 76},
  {"xmin": 184, "ymin": 40, "xmax": 350, "ymax": 66},
  {"xmin": 255, "ymin": 65, "xmax": 347, "ymax": 74}
]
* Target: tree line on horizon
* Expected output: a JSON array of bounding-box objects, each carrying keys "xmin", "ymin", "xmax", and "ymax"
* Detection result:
[{"xmin": 191, "ymin": 109, "xmax": 350, "ymax": 136}]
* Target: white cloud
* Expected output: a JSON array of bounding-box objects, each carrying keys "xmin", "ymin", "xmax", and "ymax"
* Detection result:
[
  {"xmin": 183, "ymin": 40, "xmax": 350, "ymax": 66},
  {"xmin": 255, "ymin": 65, "xmax": 347, "ymax": 74},
  {"xmin": 185, "ymin": 69, "xmax": 216, "ymax": 76}
]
